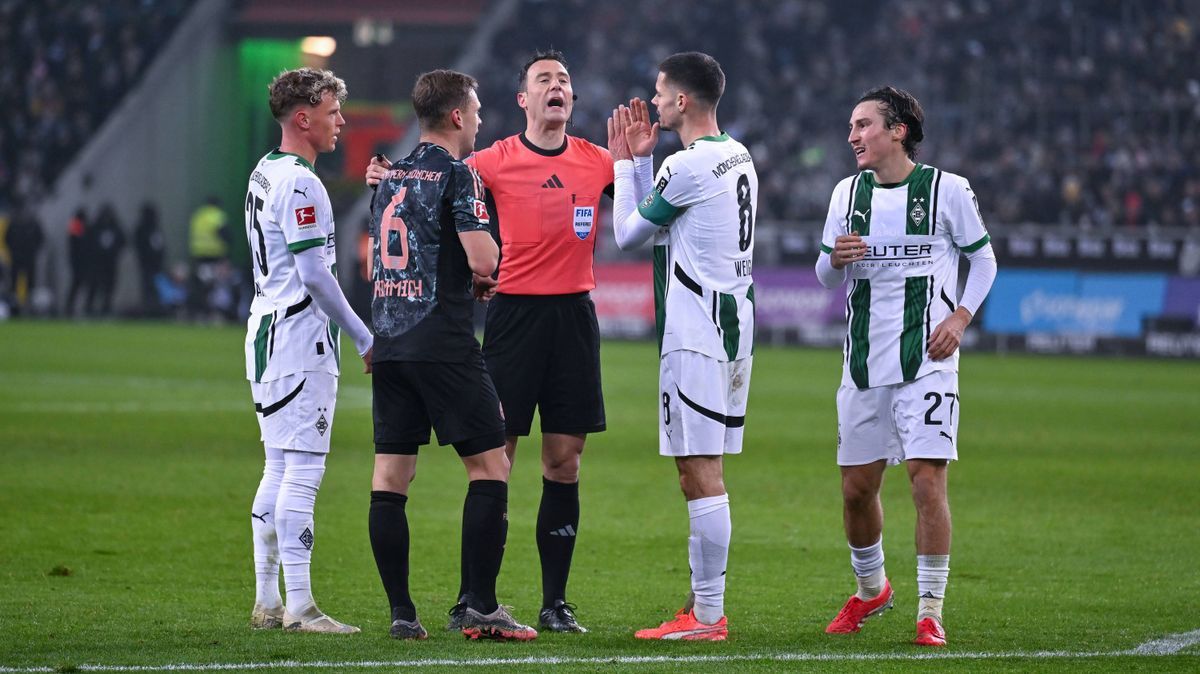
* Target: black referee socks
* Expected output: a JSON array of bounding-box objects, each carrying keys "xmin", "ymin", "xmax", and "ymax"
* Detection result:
[{"xmin": 537, "ymin": 477, "xmax": 580, "ymax": 608}]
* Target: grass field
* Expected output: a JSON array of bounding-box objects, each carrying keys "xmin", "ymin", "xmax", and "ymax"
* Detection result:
[{"xmin": 1, "ymin": 321, "xmax": 1198, "ymax": 673}]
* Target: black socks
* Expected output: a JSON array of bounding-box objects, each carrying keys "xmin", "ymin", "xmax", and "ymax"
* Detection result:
[
  {"xmin": 369, "ymin": 490, "xmax": 415, "ymax": 622},
  {"xmin": 463, "ymin": 480, "xmax": 508, "ymax": 615},
  {"xmin": 537, "ymin": 477, "xmax": 580, "ymax": 608}
]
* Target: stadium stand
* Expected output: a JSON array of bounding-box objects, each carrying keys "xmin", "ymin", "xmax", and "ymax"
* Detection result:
[
  {"xmin": 472, "ymin": 0, "xmax": 1200, "ymax": 229},
  {"xmin": 0, "ymin": 0, "xmax": 192, "ymax": 211}
]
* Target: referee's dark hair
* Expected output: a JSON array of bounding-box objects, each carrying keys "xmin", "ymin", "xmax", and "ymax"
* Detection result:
[
  {"xmin": 857, "ymin": 86, "xmax": 925, "ymax": 160},
  {"xmin": 658, "ymin": 52, "xmax": 725, "ymax": 109},
  {"xmin": 412, "ymin": 69, "xmax": 478, "ymax": 131},
  {"xmin": 518, "ymin": 48, "xmax": 570, "ymax": 92}
]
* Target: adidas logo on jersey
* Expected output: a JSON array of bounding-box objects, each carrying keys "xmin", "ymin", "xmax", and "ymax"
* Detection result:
[
  {"xmin": 542, "ymin": 174, "xmax": 564, "ymax": 189},
  {"xmin": 549, "ymin": 525, "xmax": 577, "ymax": 537}
]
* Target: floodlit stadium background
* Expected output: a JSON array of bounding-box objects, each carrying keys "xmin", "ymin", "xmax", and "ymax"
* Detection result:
[{"xmin": 2, "ymin": 0, "xmax": 1198, "ymax": 357}]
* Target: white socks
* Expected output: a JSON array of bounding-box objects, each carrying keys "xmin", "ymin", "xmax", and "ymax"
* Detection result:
[
  {"xmin": 687, "ymin": 494, "xmax": 731, "ymax": 626},
  {"xmin": 275, "ymin": 451, "xmax": 327, "ymax": 611},
  {"xmin": 917, "ymin": 554, "xmax": 950, "ymax": 620},
  {"xmin": 251, "ymin": 458, "xmax": 285, "ymax": 608},
  {"xmin": 850, "ymin": 538, "xmax": 886, "ymax": 600}
]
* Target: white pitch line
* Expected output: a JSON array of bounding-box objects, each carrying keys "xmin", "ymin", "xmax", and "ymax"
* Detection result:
[
  {"xmin": 1129, "ymin": 627, "xmax": 1200, "ymax": 655},
  {"xmin": 2, "ymin": 636, "xmax": 1199, "ymax": 674}
]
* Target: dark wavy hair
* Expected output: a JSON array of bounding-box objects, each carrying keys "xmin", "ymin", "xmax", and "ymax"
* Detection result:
[{"xmin": 857, "ymin": 86, "xmax": 925, "ymax": 159}]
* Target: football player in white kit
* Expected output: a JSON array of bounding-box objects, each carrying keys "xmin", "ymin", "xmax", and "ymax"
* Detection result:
[
  {"xmin": 816, "ymin": 87, "xmax": 997, "ymax": 646},
  {"xmin": 244, "ymin": 68, "xmax": 373, "ymax": 634},
  {"xmin": 609, "ymin": 52, "xmax": 755, "ymax": 641}
]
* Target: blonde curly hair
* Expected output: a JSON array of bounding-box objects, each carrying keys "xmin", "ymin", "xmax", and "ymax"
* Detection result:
[{"xmin": 268, "ymin": 68, "xmax": 347, "ymax": 120}]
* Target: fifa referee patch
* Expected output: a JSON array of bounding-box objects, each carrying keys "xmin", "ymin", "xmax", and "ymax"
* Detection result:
[
  {"xmin": 295, "ymin": 206, "xmax": 317, "ymax": 228},
  {"xmin": 573, "ymin": 206, "xmax": 594, "ymax": 240}
]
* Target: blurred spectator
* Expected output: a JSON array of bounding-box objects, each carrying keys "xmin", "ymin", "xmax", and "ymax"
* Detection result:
[
  {"xmin": 5, "ymin": 201, "xmax": 45, "ymax": 315},
  {"xmin": 155, "ymin": 261, "xmax": 189, "ymax": 319},
  {"xmin": 88, "ymin": 202, "xmax": 125, "ymax": 317},
  {"xmin": 134, "ymin": 201, "xmax": 166, "ymax": 316},
  {"xmin": 187, "ymin": 195, "xmax": 230, "ymax": 320},
  {"xmin": 64, "ymin": 208, "xmax": 91, "ymax": 317}
]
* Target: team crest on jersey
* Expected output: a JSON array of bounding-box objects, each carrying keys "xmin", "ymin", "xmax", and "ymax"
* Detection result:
[
  {"xmin": 909, "ymin": 198, "xmax": 927, "ymax": 228},
  {"xmin": 315, "ymin": 411, "xmax": 328, "ymax": 436},
  {"xmin": 295, "ymin": 205, "xmax": 317, "ymax": 228},
  {"xmin": 299, "ymin": 527, "xmax": 314, "ymax": 550},
  {"xmin": 573, "ymin": 206, "xmax": 594, "ymax": 240}
]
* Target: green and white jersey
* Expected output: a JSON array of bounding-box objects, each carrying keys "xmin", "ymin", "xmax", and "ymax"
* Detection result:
[
  {"xmin": 243, "ymin": 149, "xmax": 340, "ymax": 383},
  {"xmin": 638, "ymin": 133, "xmax": 757, "ymax": 362},
  {"xmin": 821, "ymin": 164, "xmax": 990, "ymax": 389}
]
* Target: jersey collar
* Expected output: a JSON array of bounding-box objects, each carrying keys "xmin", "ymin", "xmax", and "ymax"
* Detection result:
[
  {"xmin": 693, "ymin": 132, "xmax": 730, "ymax": 144},
  {"xmin": 267, "ymin": 148, "xmax": 316, "ymax": 172},
  {"xmin": 519, "ymin": 132, "xmax": 568, "ymax": 157},
  {"xmin": 865, "ymin": 163, "xmax": 924, "ymax": 189}
]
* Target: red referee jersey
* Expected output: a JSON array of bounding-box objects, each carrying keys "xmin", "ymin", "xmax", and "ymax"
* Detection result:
[{"xmin": 467, "ymin": 133, "xmax": 614, "ymax": 295}]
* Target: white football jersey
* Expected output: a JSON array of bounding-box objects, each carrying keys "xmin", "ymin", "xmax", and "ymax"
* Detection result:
[
  {"xmin": 821, "ymin": 164, "xmax": 991, "ymax": 389},
  {"xmin": 638, "ymin": 133, "xmax": 757, "ymax": 362},
  {"xmin": 243, "ymin": 149, "xmax": 340, "ymax": 382}
]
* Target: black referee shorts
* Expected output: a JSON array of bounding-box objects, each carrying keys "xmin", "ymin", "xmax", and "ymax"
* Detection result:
[
  {"xmin": 372, "ymin": 348, "xmax": 506, "ymax": 457},
  {"xmin": 483, "ymin": 292, "xmax": 606, "ymax": 437}
]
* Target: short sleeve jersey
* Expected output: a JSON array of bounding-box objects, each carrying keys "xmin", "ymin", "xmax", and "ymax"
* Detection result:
[
  {"xmin": 243, "ymin": 149, "xmax": 340, "ymax": 383},
  {"xmin": 467, "ymin": 134, "xmax": 614, "ymax": 295},
  {"xmin": 637, "ymin": 133, "xmax": 757, "ymax": 362},
  {"xmin": 370, "ymin": 142, "xmax": 491, "ymax": 362},
  {"xmin": 820, "ymin": 164, "xmax": 991, "ymax": 389}
]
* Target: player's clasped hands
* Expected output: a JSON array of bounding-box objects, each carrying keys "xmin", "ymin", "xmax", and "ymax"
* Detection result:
[
  {"xmin": 608, "ymin": 98, "xmax": 659, "ymax": 161},
  {"xmin": 830, "ymin": 231, "xmax": 866, "ymax": 270}
]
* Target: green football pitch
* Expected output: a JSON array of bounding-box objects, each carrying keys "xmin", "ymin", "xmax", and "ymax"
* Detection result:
[{"xmin": 1, "ymin": 321, "xmax": 1197, "ymax": 673}]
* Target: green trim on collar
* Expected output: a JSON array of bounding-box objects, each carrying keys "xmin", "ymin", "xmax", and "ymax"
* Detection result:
[
  {"xmin": 694, "ymin": 132, "xmax": 731, "ymax": 144},
  {"xmin": 267, "ymin": 148, "xmax": 316, "ymax": 172}
]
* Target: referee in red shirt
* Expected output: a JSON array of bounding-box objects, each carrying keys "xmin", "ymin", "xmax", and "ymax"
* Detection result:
[{"xmin": 369, "ymin": 50, "xmax": 612, "ymax": 633}]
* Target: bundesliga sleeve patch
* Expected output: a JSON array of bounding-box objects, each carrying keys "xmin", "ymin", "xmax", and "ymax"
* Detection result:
[
  {"xmin": 294, "ymin": 205, "xmax": 317, "ymax": 228},
  {"xmin": 473, "ymin": 198, "xmax": 489, "ymax": 222}
]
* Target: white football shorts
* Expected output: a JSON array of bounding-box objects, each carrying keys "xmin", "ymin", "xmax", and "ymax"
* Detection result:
[
  {"xmin": 250, "ymin": 372, "xmax": 338, "ymax": 453},
  {"xmin": 659, "ymin": 350, "xmax": 752, "ymax": 457},
  {"xmin": 836, "ymin": 369, "xmax": 959, "ymax": 466}
]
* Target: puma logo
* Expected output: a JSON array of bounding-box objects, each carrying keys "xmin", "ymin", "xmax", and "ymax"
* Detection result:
[
  {"xmin": 251, "ymin": 512, "xmax": 269, "ymax": 522},
  {"xmin": 939, "ymin": 431, "xmax": 953, "ymax": 441},
  {"xmin": 293, "ymin": 188, "xmax": 308, "ymax": 198},
  {"xmin": 853, "ymin": 208, "xmax": 870, "ymax": 221}
]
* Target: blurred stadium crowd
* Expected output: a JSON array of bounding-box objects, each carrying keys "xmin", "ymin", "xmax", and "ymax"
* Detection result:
[
  {"xmin": 475, "ymin": 0, "xmax": 1200, "ymax": 228},
  {"xmin": 1, "ymin": 0, "xmax": 1198, "ymax": 318}
]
